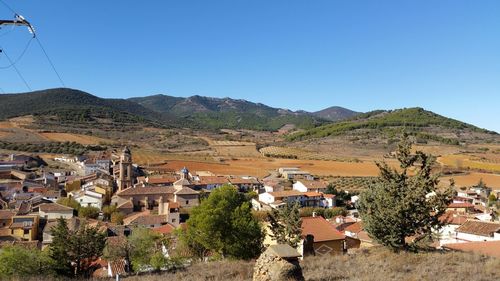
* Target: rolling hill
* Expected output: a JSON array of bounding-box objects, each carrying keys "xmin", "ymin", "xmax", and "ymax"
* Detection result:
[
  {"xmin": 287, "ymin": 107, "xmax": 498, "ymax": 144},
  {"xmin": 129, "ymin": 94, "xmax": 328, "ymax": 130},
  {"xmin": 312, "ymin": 106, "xmax": 360, "ymax": 121},
  {"xmin": 0, "ymin": 88, "xmax": 329, "ymax": 131},
  {"xmin": 0, "ymin": 88, "xmax": 166, "ymax": 126}
]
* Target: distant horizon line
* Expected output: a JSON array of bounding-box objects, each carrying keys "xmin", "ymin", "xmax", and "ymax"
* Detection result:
[{"xmin": 1, "ymin": 86, "xmax": 498, "ymax": 133}]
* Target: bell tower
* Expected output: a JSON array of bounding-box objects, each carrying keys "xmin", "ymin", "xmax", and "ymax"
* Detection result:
[{"xmin": 117, "ymin": 146, "xmax": 133, "ymax": 191}]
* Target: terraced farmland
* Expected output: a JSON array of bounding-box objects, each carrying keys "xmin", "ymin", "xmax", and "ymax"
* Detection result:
[
  {"xmin": 328, "ymin": 176, "xmax": 378, "ymax": 192},
  {"xmin": 259, "ymin": 146, "xmax": 361, "ymax": 162},
  {"xmin": 438, "ymin": 154, "xmax": 500, "ymax": 173}
]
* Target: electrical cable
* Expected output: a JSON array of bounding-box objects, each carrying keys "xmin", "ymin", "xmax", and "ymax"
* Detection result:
[
  {"xmin": 0, "ymin": 45, "xmax": 31, "ymax": 90},
  {"xmin": 35, "ymin": 36, "xmax": 65, "ymax": 87},
  {"xmin": 0, "ymin": 36, "xmax": 33, "ymax": 69},
  {"xmin": 0, "ymin": 0, "xmax": 16, "ymax": 15}
]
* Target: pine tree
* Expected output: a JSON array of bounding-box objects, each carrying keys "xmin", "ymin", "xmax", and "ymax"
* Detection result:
[
  {"xmin": 49, "ymin": 218, "xmax": 73, "ymax": 277},
  {"xmin": 267, "ymin": 202, "xmax": 302, "ymax": 248},
  {"xmin": 358, "ymin": 133, "xmax": 453, "ymax": 252},
  {"xmin": 49, "ymin": 218, "xmax": 106, "ymax": 277},
  {"xmin": 181, "ymin": 184, "xmax": 264, "ymax": 260}
]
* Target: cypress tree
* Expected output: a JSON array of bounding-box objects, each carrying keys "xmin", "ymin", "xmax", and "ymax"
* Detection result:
[
  {"xmin": 358, "ymin": 133, "xmax": 453, "ymax": 251},
  {"xmin": 267, "ymin": 202, "xmax": 302, "ymax": 248}
]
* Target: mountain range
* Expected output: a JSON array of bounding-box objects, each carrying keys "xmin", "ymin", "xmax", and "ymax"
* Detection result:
[
  {"xmin": 0, "ymin": 88, "xmax": 355, "ymax": 131},
  {"xmin": 0, "ymin": 88, "xmax": 496, "ymax": 141}
]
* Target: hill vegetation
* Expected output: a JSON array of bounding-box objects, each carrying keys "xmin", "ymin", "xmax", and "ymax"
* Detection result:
[
  {"xmin": 0, "ymin": 89, "xmax": 327, "ymax": 131},
  {"xmin": 130, "ymin": 94, "xmax": 327, "ymax": 130},
  {"xmin": 287, "ymin": 107, "xmax": 498, "ymax": 144},
  {"xmin": 312, "ymin": 106, "xmax": 360, "ymax": 121}
]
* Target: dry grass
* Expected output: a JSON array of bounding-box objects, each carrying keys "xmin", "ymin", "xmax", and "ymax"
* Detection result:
[
  {"xmin": 213, "ymin": 145, "xmax": 262, "ymax": 158},
  {"xmin": 100, "ymin": 248, "xmax": 500, "ymax": 281},
  {"xmin": 132, "ymin": 149, "xmax": 215, "ymax": 166},
  {"xmin": 158, "ymin": 158, "xmax": 388, "ymax": 177},
  {"xmin": 439, "ymin": 154, "xmax": 500, "ymax": 173},
  {"xmin": 39, "ymin": 133, "xmax": 115, "ymax": 145},
  {"xmin": 441, "ymin": 172, "xmax": 500, "ymax": 189}
]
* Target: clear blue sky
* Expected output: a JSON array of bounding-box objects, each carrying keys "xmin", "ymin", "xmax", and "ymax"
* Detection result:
[{"xmin": 1, "ymin": 1, "xmax": 499, "ymax": 132}]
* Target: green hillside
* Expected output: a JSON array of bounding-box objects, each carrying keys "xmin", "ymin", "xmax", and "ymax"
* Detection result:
[
  {"xmin": 287, "ymin": 107, "xmax": 497, "ymax": 143},
  {"xmin": 0, "ymin": 88, "xmax": 165, "ymax": 126},
  {"xmin": 130, "ymin": 94, "xmax": 327, "ymax": 130}
]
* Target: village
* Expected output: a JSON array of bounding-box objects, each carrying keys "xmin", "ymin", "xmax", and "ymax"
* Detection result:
[{"xmin": 0, "ymin": 145, "xmax": 499, "ymax": 279}]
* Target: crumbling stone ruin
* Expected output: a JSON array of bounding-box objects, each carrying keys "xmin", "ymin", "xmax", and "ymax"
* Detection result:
[{"xmin": 253, "ymin": 244, "xmax": 305, "ymax": 281}]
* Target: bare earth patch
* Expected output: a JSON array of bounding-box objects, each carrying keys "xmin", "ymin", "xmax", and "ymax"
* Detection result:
[{"xmin": 39, "ymin": 132, "xmax": 115, "ymax": 145}]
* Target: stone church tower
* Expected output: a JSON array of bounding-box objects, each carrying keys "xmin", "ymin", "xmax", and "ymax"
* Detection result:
[{"xmin": 117, "ymin": 146, "xmax": 133, "ymax": 192}]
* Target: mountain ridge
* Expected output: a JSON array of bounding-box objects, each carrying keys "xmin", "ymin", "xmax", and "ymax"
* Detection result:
[{"xmin": 0, "ymin": 88, "xmax": 496, "ymax": 137}]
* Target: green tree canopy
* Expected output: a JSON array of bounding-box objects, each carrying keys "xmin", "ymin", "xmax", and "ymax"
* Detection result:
[
  {"xmin": 358, "ymin": 134, "xmax": 453, "ymax": 252},
  {"xmin": 78, "ymin": 206, "xmax": 100, "ymax": 219},
  {"xmin": 181, "ymin": 184, "xmax": 264, "ymax": 260},
  {"xmin": 49, "ymin": 218, "xmax": 106, "ymax": 277},
  {"xmin": 268, "ymin": 202, "xmax": 302, "ymax": 248},
  {"xmin": 0, "ymin": 246, "xmax": 53, "ymax": 278},
  {"xmin": 56, "ymin": 196, "xmax": 80, "ymax": 210}
]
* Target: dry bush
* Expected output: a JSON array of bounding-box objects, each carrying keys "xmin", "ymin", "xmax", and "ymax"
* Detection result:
[
  {"xmin": 301, "ymin": 248, "xmax": 500, "ymax": 281},
  {"xmin": 125, "ymin": 260, "xmax": 254, "ymax": 281},
  {"xmin": 9, "ymin": 248, "xmax": 500, "ymax": 281}
]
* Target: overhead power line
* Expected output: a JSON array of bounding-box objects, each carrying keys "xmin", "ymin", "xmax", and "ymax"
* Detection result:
[
  {"xmin": 0, "ymin": 45, "xmax": 31, "ymax": 90},
  {"xmin": 35, "ymin": 36, "xmax": 65, "ymax": 87},
  {"xmin": 0, "ymin": 0, "xmax": 66, "ymax": 88},
  {"xmin": 0, "ymin": 36, "xmax": 33, "ymax": 69}
]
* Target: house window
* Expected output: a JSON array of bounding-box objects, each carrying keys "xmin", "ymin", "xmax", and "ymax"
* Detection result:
[
  {"xmin": 172, "ymin": 219, "xmax": 176, "ymax": 223},
  {"xmin": 24, "ymin": 229, "xmax": 29, "ymax": 235},
  {"xmin": 186, "ymin": 200, "xmax": 189, "ymax": 205}
]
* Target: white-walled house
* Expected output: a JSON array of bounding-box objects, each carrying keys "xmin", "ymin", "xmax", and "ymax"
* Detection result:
[
  {"xmin": 258, "ymin": 190, "xmax": 304, "ymax": 205},
  {"xmin": 71, "ymin": 190, "xmax": 104, "ymax": 209},
  {"xmin": 447, "ymin": 220, "xmax": 500, "ymax": 244},
  {"xmin": 39, "ymin": 203, "xmax": 74, "ymax": 220},
  {"xmin": 323, "ymin": 194, "xmax": 336, "ymax": 208},
  {"xmin": 437, "ymin": 212, "xmax": 469, "ymax": 246},
  {"xmin": 293, "ymin": 180, "xmax": 327, "ymax": 193}
]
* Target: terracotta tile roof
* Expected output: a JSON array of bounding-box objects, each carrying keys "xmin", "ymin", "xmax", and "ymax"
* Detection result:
[
  {"xmin": 16, "ymin": 201, "xmax": 31, "ymax": 215},
  {"xmin": 197, "ymin": 176, "xmax": 229, "ymax": 185},
  {"xmin": 448, "ymin": 202, "xmax": 474, "ymax": 208},
  {"xmin": 174, "ymin": 187, "xmax": 199, "ymax": 195},
  {"xmin": 117, "ymin": 186, "xmax": 176, "ymax": 196},
  {"xmin": 152, "ymin": 223, "xmax": 175, "ymax": 235},
  {"xmin": 117, "ymin": 201, "xmax": 133, "ymax": 210},
  {"xmin": 456, "ymin": 220, "xmax": 500, "ymax": 237},
  {"xmin": 0, "ymin": 228, "xmax": 12, "ymax": 236},
  {"xmin": 303, "ymin": 192, "xmax": 323, "ymax": 197},
  {"xmin": 344, "ymin": 221, "xmax": 363, "ymax": 234},
  {"xmin": 269, "ymin": 190, "xmax": 303, "ymax": 198},
  {"xmin": 356, "ymin": 231, "xmax": 373, "ymax": 243},
  {"xmin": 39, "ymin": 203, "xmax": 73, "ymax": 212},
  {"xmin": 323, "ymin": 194, "xmax": 336, "ymax": 199},
  {"xmin": 147, "ymin": 176, "xmax": 178, "ymax": 185},
  {"xmin": 0, "ymin": 210, "xmax": 16, "ymax": 220},
  {"xmin": 443, "ymin": 241, "xmax": 500, "ymax": 258},
  {"xmin": 129, "ymin": 214, "xmax": 168, "ymax": 226},
  {"xmin": 10, "ymin": 221, "xmax": 34, "ymax": 229},
  {"xmin": 174, "ymin": 178, "xmax": 191, "ymax": 187},
  {"xmin": 106, "ymin": 236, "xmax": 127, "ymax": 247},
  {"xmin": 301, "ymin": 216, "xmax": 345, "ymax": 242},
  {"xmin": 439, "ymin": 212, "xmax": 470, "ymax": 225},
  {"xmin": 228, "ymin": 177, "xmax": 260, "ymax": 185},
  {"xmin": 297, "ymin": 180, "xmax": 327, "ymax": 189},
  {"xmin": 44, "ymin": 217, "xmax": 83, "ymax": 234}
]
